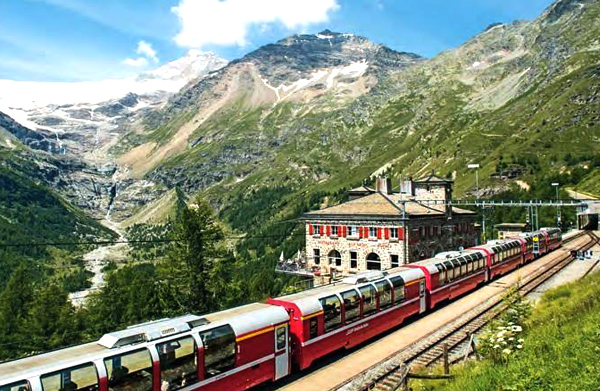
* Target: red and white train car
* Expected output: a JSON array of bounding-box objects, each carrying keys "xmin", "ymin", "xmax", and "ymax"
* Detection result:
[
  {"xmin": 267, "ymin": 269, "xmax": 426, "ymax": 370},
  {"xmin": 403, "ymin": 249, "xmax": 488, "ymax": 309},
  {"xmin": 0, "ymin": 303, "xmax": 289, "ymax": 391},
  {"xmin": 0, "ymin": 228, "xmax": 564, "ymax": 391}
]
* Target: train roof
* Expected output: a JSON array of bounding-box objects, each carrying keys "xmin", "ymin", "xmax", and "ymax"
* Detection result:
[
  {"xmin": 0, "ymin": 302, "xmax": 287, "ymax": 383},
  {"xmin": 274, "ymin": 268, "xmax": 424, "ymax": 316}
]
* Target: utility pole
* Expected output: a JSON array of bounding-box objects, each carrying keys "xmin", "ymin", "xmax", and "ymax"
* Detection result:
[
  {"xmin": 468, "ymin": 164, "xmax": 480, "ymax": 199},
  {"xmin": 552, "ymin": 182, "xmax": 561, "ymax": 228}
]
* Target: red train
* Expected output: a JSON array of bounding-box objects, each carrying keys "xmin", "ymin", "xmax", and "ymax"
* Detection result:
[{"xmin": 0, "ymin": 228, "xmax": 562, "ymax": 391}]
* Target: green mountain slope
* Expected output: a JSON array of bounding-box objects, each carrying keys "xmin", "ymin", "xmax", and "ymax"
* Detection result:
[{"xmin": 108, "ymin": 0, "xmax": 600, "ymax": 260}]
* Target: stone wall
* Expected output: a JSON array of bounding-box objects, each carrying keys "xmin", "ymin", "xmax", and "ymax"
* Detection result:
[
  {"xmin": 305, "ymin": 216, "xmax": 478, "ymax": 275},
  {"xmin": 305, "ymin": 221, "xmax": 407, "ymax": 275}
]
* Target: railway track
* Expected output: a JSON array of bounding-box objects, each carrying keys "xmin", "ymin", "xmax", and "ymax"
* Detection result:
[{"xmin": 351, "ymin": 232, "xmax": 595, "ymax": 391}]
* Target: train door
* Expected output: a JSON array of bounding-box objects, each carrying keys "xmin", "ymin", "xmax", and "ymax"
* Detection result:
[
  {"xmin": 419, "ymin": 280, "xmax": 426, "ymax": 313},
  {"xmin": 274, "ymin": 325, "xmax": 290, "ymax": 380}
]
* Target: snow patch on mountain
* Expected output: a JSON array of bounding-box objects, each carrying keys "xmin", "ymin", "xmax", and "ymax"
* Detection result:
[{"xmin": 0, "ymin": 50, "xmax": 227, "ymax": 109}]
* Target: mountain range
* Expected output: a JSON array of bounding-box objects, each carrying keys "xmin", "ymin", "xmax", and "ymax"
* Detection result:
[{"xmin": 1, "ymin": 0, "xmax": 599, "ymax": 243}]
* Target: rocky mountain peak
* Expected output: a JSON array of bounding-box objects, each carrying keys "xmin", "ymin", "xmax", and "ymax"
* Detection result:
[
  {"xmin": 542, "ymin": 0, "xmax": 596, "ymax": 23},
  {"xmin": 235, "ymin": 30, "xmax": 423, "ymax": 85}
]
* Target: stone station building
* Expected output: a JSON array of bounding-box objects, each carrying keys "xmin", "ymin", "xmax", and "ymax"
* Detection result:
[{"xmin": 302, "ymin": 172, "xmax": 478, "ymax": 277}]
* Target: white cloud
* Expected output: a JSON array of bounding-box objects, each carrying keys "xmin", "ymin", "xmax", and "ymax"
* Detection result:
[
  {"xmin": 137, "ymin": 40, "xmax": 158, "ymax": 62},
  {"xmin": 123, "ymin": 40, "xmax": 159, "ymax": 67},
  {"xmin": 172, "ymin": 0, "xmax": 340, "ymax": 48},
  {"xmin": 123, "ymin": 57, "xmax": 149, "ymax": 67}
]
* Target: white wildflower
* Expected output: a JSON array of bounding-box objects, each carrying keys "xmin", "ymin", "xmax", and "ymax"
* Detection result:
[
  {"xmin": 493, "ymin": 344, "xmax": 500, "ymax": 349},
  {"xmin": 508, "ymin": 337, "xmax": 515, "ymax": 341},
  {"xmin": 516, "ymin": 345, "xmax": 523, "ymax": 349},
  {"xmin": 518, "ymin": 338, "xmax": 524, "ymax": 343},
  {"xmin": 502, "ymin": 348, "xmax": 512, "ymax": 355},
  {"xmin": 512, "ymin": 325, "xmax": 522, "ymax": 332}
]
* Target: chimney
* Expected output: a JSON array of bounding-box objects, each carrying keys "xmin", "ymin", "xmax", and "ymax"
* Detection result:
[{"xmin": 375, "ymin": 177, "xmax": 392, "ymax": 195}]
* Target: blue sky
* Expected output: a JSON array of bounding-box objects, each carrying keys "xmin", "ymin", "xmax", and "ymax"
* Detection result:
[{"xmin": 0, "ymin": 0, "xmax": 556, "ymax": 82}]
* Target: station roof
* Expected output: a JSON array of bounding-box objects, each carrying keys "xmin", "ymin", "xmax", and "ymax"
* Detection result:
[
  {"xmin": 303, "ymin": 192, "xmax": 475, "ymax": 221},
  {"xmin": 414, "ymin": 171, "xmax": 453, "ymax": 184}
]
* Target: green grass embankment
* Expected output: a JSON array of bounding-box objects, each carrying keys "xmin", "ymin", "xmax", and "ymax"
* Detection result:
[{"xmin": 416, "ymin": 270, "xmax": 600, "ymax": 391}]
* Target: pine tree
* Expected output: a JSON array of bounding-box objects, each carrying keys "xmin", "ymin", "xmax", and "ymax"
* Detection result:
[
  {"xmin": 0, "ymin": 266, "xmax": 34, "ymax": 359},
  {"xmin": 163, "ymin": 196, "xmax": 225, "ymax": 314}
]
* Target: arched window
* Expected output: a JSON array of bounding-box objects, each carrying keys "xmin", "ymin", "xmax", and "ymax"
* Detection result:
[
  {"xmin": 366, "ymin": 252, "xmax": 381, "ymax": 270},
  {"xmin": 328, "ymin": 250, "xmax": 342, "ymax": 267}
]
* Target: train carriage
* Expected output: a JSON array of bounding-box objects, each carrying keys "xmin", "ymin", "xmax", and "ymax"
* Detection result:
[
  {"xmin": 403, "ymin": 250, "xmax": 487, "ymax": 309},
  {"xmin": 541, "ymin": 228, "xmax": 562, "ymax": 251},
  {"xmin": 0, "ymin": 303, "xmax": 290, "ymax": 391},
  {"xmin": 0, "ymin": 228, "xmax": 565, "ymax": 390},
  {"xmin": 267, "ymin": 269, "xmax": 426, "ymax": 370}
]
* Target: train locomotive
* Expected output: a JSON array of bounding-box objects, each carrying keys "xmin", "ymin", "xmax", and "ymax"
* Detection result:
[{"xmin": 0, "ymin": 228, "xmax": 562, "ymax": 391}]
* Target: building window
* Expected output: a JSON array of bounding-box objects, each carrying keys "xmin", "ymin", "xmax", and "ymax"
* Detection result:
[
  {"xmin": 331, "ymin": 226, "xmax": 338, "ymax": 236},
  {"xmin": 366, "ymin": 253, "xmax": 381, "ymax": 270},
  {"xmin": 313, "ymin": 249, "xmax": 320, "ymax": 265},
  {"xmin": 391, "ymin": 254, "xmax": 399, "ymax": 268},
  {"xmin": 419, "ymin": 226, "xmax": 425, "ymax": 237},
  {"xmin": 350, "ymin": 252, "xmax": 358, "ymax": 269},
  {"xmin": 348, "ymin": 225, "xmax": 356, "ymax": 236},
  {"xmin": 328, "ymin": 250, "xmax": 342, "ymax": 267},
  {"xmin": 313, "ymin": 225, "xmax": 321, "ymax": 235},
  {"xmin": 390, "ymin": 228, "xmax": 399, "ymax": 239},
  {"xmin": 369, "ymin": 227, "xmax": 377, "ymax": 238}
]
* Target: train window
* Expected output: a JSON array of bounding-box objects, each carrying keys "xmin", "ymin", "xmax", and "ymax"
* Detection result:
[
  {"xmin": 444, "ymin": 261, "xmax": 454, "ymax": 281},
  {"xmin": 359, "ymin": 285, "xmax": 377, "ymax": 316},
  {"xmin": 309, "ymin": 318, "xmax": 318, "ymax": 339},
  {"xmin": 276, "ymin": 327, "xmax": 287, "ymax": 350},
  {"xmin": 341, "ymin": 289, "xmax": 361, "ymax": 324},
  {"xmin": 451, "ymin": 260, "xmax": 461, "ymax": 278},
  {"xmin": 105, "ymin": 349, "xmax": 153, "ymax": 391},
  {"xmin": 199, "ymin": 325, "xmax": 236, "ymax": 379},
  {"xmin": 1, "ymin": 381, "xmax": 30, "ymax": 391},
  {"xmin": 375, "ymin": 280, "xmax": 392, "ymax": 309},
  {"xmin": 320, "ymin": 295, "xmax": 342, "ymax": 332},
  {"xmin": 41, "ymin": 363, "xmax": 98, "ymax": 391},
  {"xmin": 390, "ymin": 276, "xmax": 405, "ymax": 303},
  {"xmin": 157, "ymin": 336, "xmax": 198, "ymax": 390},
  {"xmin": 438, "ymin": 267, "xmax": 446, "ymax": 286},
  {"xmin": 460, "ymin": 258, "xmax": 467, "ymax": 276}
]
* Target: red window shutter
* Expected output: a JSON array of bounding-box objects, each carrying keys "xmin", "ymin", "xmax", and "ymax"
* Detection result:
[
  {"xmin": 384, "ymin": 228, "xmax": 390, "ymax": 239},
  {"xmin": 399, "ymin": 228, "xmax": 404, "ymax": 240},
  {"xmin": 377, "ymin": 227, "xmax": 382, "ymax": 239},
  {"xmin": 321, "ymin": 225, "xmax": 325, "ymax": 236},
  {"xmin": 341, "ymin": 226, "xmax": 346, "ymax": 237},
  {"xmin": 359, "ymin": 226, "xmax": 364, "ymax": 238},
  {"xmin": 363, "ymin": 226, "xmax": 368, "ymax": 238},
  {"xmin": 308, "ymin": 224, "xmax": 313, "ymax": 235},
  {"xmin": 326, "ymin": 225, "xmax": 331, "ymax": 236}
]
